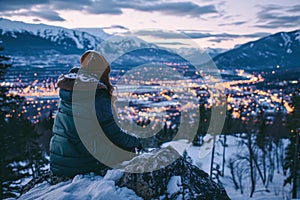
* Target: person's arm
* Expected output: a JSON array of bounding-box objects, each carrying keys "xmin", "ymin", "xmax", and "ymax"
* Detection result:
[{"xmin": 95, "ymin": 91, "xmax": 141, "ymax": 152}]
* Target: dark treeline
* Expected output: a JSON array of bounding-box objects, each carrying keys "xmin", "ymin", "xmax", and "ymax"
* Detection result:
[{"xmin": 0, "ymin": 47, "xmax": 52, "ymax": 199}]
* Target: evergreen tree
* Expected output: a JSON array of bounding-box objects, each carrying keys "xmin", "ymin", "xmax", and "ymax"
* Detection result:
[
  {"xmin": 35, "ymin": 110, "xmax": 55, "ymax": 155},
  {"xmin": 0, "ymin": 47, "xmax": 48, "ymax": 198},
  {"xmin": 0, "ymin": 46, "xmax": 25, "ymax": 198},
  {"xmin": 283, "ymin": 90, "xmax": 300, "ymax": 198},
  {"xmin": 193, "ymin": 102, "xmax": 211, "ymax": 146}
]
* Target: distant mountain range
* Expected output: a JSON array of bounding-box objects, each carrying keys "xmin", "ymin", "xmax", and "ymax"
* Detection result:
[
  {"xmin": 0, "ymin": 18, "xmax": 104, "ymax": 54},
  {"xmin": 213, "ymin": 30, "xmax": 300, "ymax": 70},
  {"xmin": 1, "ymin": 18, "xmax": 299, "ymax": 71}
]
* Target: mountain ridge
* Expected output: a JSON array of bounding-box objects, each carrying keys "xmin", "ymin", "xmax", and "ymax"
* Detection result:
[
  {"xmin": 0, "ymin": 18, "xmax": 105, "ymax": 54},
  {"xmin": 1, "ymin": 18, "xmax": 300, "ymax": 71},
  {"xmin": 213, "ymin": 29, "xmax": 300, "ymax": 70}
]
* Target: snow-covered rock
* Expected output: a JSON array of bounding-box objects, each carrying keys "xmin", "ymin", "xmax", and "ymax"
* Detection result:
[
  {"xmin": 116, "ymin": 147, "xmax": 230, "ymax": 199},
  {"xmin": 19, "ymin": 147, "xmax": 229, "ymax": 200},
  {"xmin": 18, "ymin": 173, "xmax": 142, "ymax": 200}
]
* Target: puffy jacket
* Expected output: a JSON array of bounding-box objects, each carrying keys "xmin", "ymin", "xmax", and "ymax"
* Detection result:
[{"xmin": 50, "ymin": 72, "xmax": 141, "ymax": 177}]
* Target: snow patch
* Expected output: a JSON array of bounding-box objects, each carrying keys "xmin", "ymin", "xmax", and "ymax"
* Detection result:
[
  {"xmin": 187, "ymin": 135, "xmax": 291, "ymax": 200},
  {"xmin": 161, "ymin": 139, "xmax": 190, "ymax": 156},
  {"xmin": 18, "ymin": 173, "xmax": 142, "ymax": 200},
  {"xmin": 280, "ymin": 32, "xmax": 291, "ymax": 47},
  {"xmin": 74, "ymin": 28, "xmax": 110, "ymax": 39},
  {"xmin": 104, "ymin": 169, "xmax": 124, "ymax": 181},
  {"xmin": 167, "ymin": 176, "xmax": 182, "ymax": 195},
  {"xmin": 286, "ymin": 48, "xmax": 292, "ymax": 54}
]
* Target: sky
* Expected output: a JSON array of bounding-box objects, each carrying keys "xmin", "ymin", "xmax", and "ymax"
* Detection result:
[{"xmin": 0, "ymin": 0, "xmax": 300, "ymax": 49}]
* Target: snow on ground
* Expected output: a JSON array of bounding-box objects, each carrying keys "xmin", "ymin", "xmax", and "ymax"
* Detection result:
[
  {"xmin": 187, "ymin": 135, "xmax": 292, "ymax": 200},
  {"xmin": 16, "ymin": 135, "xmax": 292, "ymax": 200},
  {"xmin": 17, "ymin": 170, "xmax": 142, "ymax": 200},
  {"xmin": 167, "ymin": 176, "xmax": 182, "ymax": 196}
]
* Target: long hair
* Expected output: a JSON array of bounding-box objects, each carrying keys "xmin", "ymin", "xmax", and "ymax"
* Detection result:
[
  {"xmin": 80, "ymin": 50, "xmax": 118, "ymax": 114},
  {"xmin": 80, "ymin": 51, "xmax": 114, "ymax": 96}
]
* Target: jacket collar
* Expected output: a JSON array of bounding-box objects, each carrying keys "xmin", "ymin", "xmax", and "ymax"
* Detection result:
[{"xmin": 57, "ymin": 68, "xmax": 108, "ymax": 91}]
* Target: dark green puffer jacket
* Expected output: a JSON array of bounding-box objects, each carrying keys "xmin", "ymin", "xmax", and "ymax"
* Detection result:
[{"xmin": 50, "ymin": 77, "xmax": 141, "ymax": 177}]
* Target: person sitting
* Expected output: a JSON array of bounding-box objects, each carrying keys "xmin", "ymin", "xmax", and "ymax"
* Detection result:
[{"xmin": 49, "ymin": 50, "xmax": 143, "ymax": 177}]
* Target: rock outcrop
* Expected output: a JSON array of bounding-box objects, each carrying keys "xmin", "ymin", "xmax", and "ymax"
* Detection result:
[
  {"xmin": 19, "ymin": 146, "xmax": 230, "ymax": 200},
  {"xmin": 117, "ymin": 147, "xmax": 230, "ymax": 200}
]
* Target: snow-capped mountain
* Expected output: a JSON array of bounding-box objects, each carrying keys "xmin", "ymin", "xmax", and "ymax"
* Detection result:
[
  {"xmin": 0, "ymin": 18, "xmax": 200, "ymax": 77},
  {"xmin": 0, "ymin": 18, "xmax": 171, "ymax": 64},
  {"xmin": 0, "ymin": 18, "xmax": 165, "ymax": 56},
  {"xmin": 95, "ymin": 35, "xmax": 157, "ymax": 57},
  {"xmin": 74, "ymin": 28, "xmax": 111, "ymax": 39},
  {"xmin": 0, "ymin": 18, "xmax": 106, "ymax": 54},
  {"xmin": 0, "ymin": 18, "xmax": 224, "ymax": 62},
  {"xmin": 4, "ymin": 18, "xmax": 299, "ymax": 72},
  {"xmin": 213, "ymin": 30, "xmax": 300, "ymax": 70},
  {"xmin": 204, "ymin": 47, "xmax": 226, "ymax": 58},
  {"xmin": 176, "ymin": 47, "xmax": 226, "ymax": 62}
]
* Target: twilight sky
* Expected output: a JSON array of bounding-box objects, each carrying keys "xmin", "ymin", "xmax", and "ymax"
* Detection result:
[{"xmin": 1, "ymin": 0, "xmax": 299, "ymax": 49}]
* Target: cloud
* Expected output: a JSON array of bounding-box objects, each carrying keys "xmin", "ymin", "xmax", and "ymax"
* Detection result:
[
  {"xmin": 243, "ymin": 32, "xmax": 271, "ymax": 38},
  {"xmin": 0, "ymin": 0, "xmax": 50, "ymax": 12},
  {"xmin": 134, "ymin": 30, "xmax": 190, "ymax": 39},
  {"xmin": 81, "ymin": 0, "xmax": 218, "ymax": 17},
  {"xmin": 218, "ymin": 21, "xmax": 246, "ymax": 26},
  {"xmin": 255, "ymin": 4, "xmax": 300, "ymax": 29},
  {"xmin": 288, "ymin": 5, "xmax": 300, "ymax": 12},
  {"xmin": 82, "ymin": 1, "xmax": 123, "ymax": 15},
  {"xmin": 207, "ymin": 32, "xmax": 271, "ymax": 44},
  {"xmin": 155, "ymin": 42, "xmax": 188, "ymax": 46},
  {"xmin": 208, "ymin": 38, "xmax": 228, "ymax": 43},
  {"xmin": 29, "ymin": 10, "xmax": 65, "ymax": 21},
  {"xmin": 101, "ymin": 25, "xmax": 129, "ymax": 30},
  {"xmin": 3, "ymin": 8, "xmax": 65, "ymax": 22},
  {"xmin": 132, "ymin": 29, "xmax": 270, "ymax": 41},
  {"xmin": 181, "ymin": 31, "xmax": 270, "ymax": 39},
  {"xmin": 182, "ymin": 32, "xmax": 212, "ymax": 39},
  {"xmin": 131, "ymin": 29, "xmax": 270, "ymax": 45},
  {"xmin": 131, "ymin": 2, "xmax": 218, "ymax": 17},
  {"xmin": 0, "ymin": 0, "xmax": 219, "ymax": 19}
]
